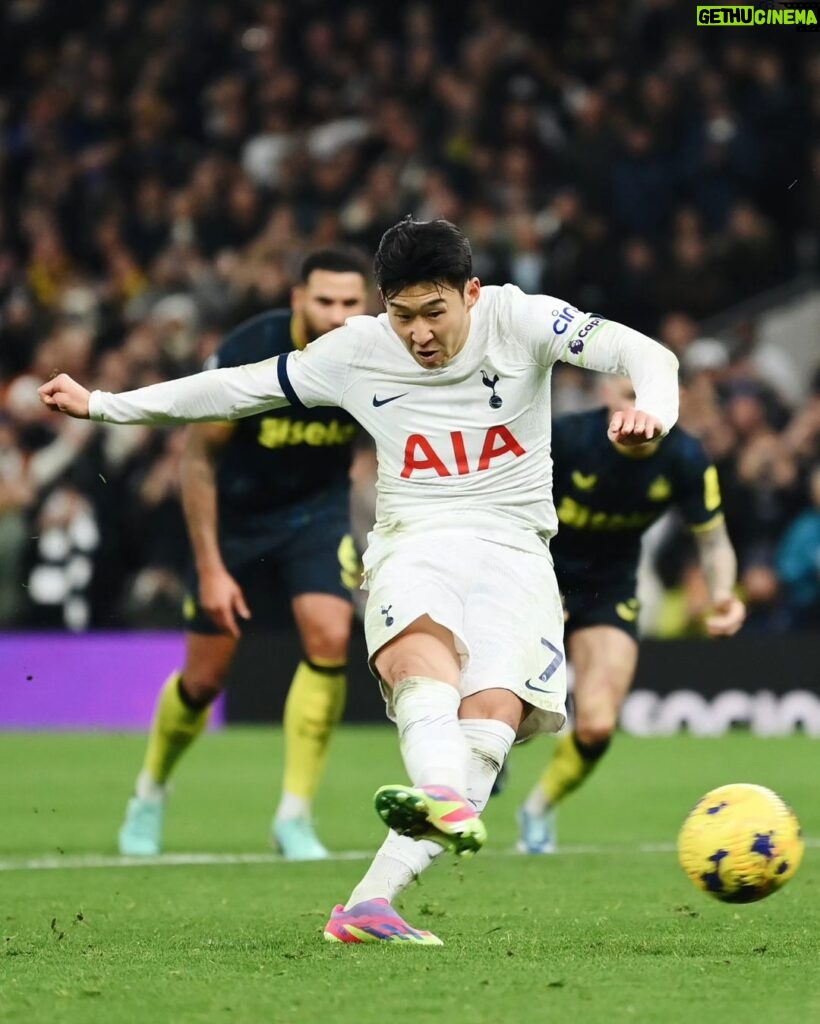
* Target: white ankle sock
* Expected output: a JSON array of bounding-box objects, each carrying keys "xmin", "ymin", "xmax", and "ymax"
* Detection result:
[
  {"xmin": 344, "ymin": 717, "xmax": 516, "ymax": 908},
  {"xmin": 135, "ymin": 770, "xmax": 166, "ymax": 801},
  {"xmin": 274, "ymin": 792, "xmax": 311, "ymax": 822},
  {"xmin": 345, "ymin": 831, "xmax": 441, "ymax": 908},
  {"xmin": 393, "ymin": 676, "xmax": 470, "ymax": 794},
  {"xmin": 523, "ymin": 785, "xmax": 549, "ymax": 816}
]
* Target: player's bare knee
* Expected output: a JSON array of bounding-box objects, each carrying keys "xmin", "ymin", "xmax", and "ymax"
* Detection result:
[
  {"xmin": 574, "ymin": 718, "xmax": 616, "ymax": 748},
  {"xmin": 574, "ymin": 693, "xmax": 618, "ymax": 746},
  {"xmin": 374, "ymin": 629, "xmax": 460, "ymax": 688},
  {"xmin": 179, "ymin": 674, "xmax": 224, "ymax": 704},
  {"xmin": 302, "ymin": 625, "xmax": 350, "ymax": 664},
  {"xmin": 379, "ymin": 654, "xmax": 440, "ymax": 687},
  {"xmin": 460, "ymin": 689, "xmax": 525, "ymax": 732}
]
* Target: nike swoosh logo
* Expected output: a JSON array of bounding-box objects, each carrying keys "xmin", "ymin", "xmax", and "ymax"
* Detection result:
[
  {"xmin": 372, "ymin": 393, "xmax": 408, "ymax": 407},
  {"xmin": 524, "ymin": 680, "xmax": 554, "ymax": 694}
]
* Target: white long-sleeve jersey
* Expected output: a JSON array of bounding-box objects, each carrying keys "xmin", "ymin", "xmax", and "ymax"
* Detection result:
[{"xmin": 89, "ymin": 285, "xmax": 679, "ymax": 549}]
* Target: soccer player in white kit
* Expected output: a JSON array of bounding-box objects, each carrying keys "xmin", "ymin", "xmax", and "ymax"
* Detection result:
[{"xmin": 40, "ymin": 217, "xmax": 680, "ymax": 946}]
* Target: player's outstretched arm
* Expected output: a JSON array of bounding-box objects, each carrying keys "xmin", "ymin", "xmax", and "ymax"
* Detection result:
[
  {"xmin": 693, "ymin": 520, "xmax": 746, "ymax": 636},
  {"xmin": 181, "ymin": 423, "xmax": 251, "ymax": 638},
  {"xmin": 39, "ymin": 358, "xmax": 291, "ymax": 425},
  {"xmin": 504, "ymin": 289, "xmax": 680, "ymax": 438}
]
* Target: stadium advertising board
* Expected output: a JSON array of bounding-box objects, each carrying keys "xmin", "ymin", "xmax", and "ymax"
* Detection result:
[
  {"xmin": 1, "ymin": 630, "xmax": 817, "ymax": 735},
  {"xmin": 0, "ymin": 632, "xmax": 223, "ymax": 729},
  {"xmin": 222, "ymin": 628, "xmax": 820, "ymax": 737}
]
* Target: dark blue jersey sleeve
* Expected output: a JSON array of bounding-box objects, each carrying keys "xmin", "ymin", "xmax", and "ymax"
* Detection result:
[
  {"xmin": 209, "ymin": 311, "xmax": 294, "ymax": 370},
  {"xmin": 672, "ymin": 432, "xmax": 724, "ymax": 531}
]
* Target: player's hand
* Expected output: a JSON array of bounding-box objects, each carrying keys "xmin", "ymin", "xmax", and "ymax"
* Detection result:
[
  {"xmin": 705, "ymin": 594, "xmax": 746, "ymax": 637},
  {"xmin": 199, "ymin": 567, "xmax": 251, "ymax": 638},
  {"xmin": 607, "ymin": 409, "xmax": 664, "ymax": 446},
  {"xmin": 38, "ymin": 373, "xmax": 92, "ymax": 418}
]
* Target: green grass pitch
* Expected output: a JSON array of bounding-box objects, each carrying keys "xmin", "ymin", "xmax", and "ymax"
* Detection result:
[{"xmin": 1, "ymin": 728, "xmax": 818, "ymax": 1024}]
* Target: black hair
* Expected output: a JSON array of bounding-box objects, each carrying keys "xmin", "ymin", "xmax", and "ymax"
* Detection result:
[
  {"xmin": 374, "ymin": 216, "xmax": 473, "ymax": 299},
  {"xmin": 299, "ymin": 247, "xmax": 369, "ymax": 283}
]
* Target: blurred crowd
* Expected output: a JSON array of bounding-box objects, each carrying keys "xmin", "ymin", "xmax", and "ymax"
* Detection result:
[{"xmin": 0, "ymin": 0, "xmax": 818, "ymax": 633}]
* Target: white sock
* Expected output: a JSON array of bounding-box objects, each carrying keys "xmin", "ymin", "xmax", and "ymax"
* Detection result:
[
  {"xmin": 344, "ymin": 717, "xmax": 515, "ymax": 908},
  {"xmin": 459, "ymin": 718, "xmax": 516, "ymax": 814},
  {"xmin": 345, "ymin": 831, "xmax": 441, "ymax": 908},
  {"xmin": 274, "ymin": 792, "xmax": 311, "ymax": 822},
  {"xmin": 523, "ymin": 784, "xmax": 549, "ymax": 816},
  {"xmin": 135, "ymin": 770, "xmax": 166, "ymax": 801},
  {"xmin": 393, "ymin": 676, "xmax": 470, "ymax": 794}
]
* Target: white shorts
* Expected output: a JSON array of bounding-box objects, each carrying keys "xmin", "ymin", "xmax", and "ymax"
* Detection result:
[{"xmin": 362, "ymin": 528, "xmax": 567, "ymax": 739}]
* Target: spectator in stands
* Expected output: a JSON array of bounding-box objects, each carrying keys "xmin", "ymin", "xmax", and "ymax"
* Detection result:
[
  {"xmin": 0, "ymin": 0, "xmax": 816, "ymax": 631},
  {"xmin": 776, "ymin": 464, "xmax": 820, "ymax": 629}
]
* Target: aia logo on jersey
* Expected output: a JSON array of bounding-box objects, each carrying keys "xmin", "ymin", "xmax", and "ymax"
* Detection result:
[{"xmin": 401, "ymin": 426, "xmax": 526, "ymax": 478}]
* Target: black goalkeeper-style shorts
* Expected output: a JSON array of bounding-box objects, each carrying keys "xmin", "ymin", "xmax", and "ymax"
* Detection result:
[
  {"xmin": 183, "ymin": 486, "xmax": 354, "ymax": 636},
  {"xmin": 560, "ymin": 573, "xmax": 640, "ymax": 642}
]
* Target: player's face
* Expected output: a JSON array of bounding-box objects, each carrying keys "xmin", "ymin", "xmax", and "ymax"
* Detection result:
[
  {"xmin": 384, "ymin": 279, "xmax": 481, "ymax": 369},
  {"xmin": 293, "ymin": 270, "xmax": 368, "ymax": 342}
]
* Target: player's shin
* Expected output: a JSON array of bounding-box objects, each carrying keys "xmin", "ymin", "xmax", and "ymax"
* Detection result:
[
  {"xmin": 393, "ymin": 677, "xmax": 470, "ymax": 793},
  {"xmin": 345, "ymin": 831, "xmax": 441, "ymax": 908},
  {"xmin": 277, "ymin": 658, "xmax": 346, "ymax": 820},
  {"xmin": 525, "ymin": 731, "xmax": 611, "ymax": 815},
  {"xmin": 140, "ymin": 671, "xmax": 214, "ymax": 795},
  {"xmin": 121, "ymin": 672, "xmax": 214, "ymax": 854},
  {"xmin": 345, "ymin": 719, "xmax": 514, "ymax": 908},
  {"xmin": 370, "ymin": 679, "xmax": 481, "ymax": 856},
  {"xmin": 460, "ymin": 718, "xmax": 516, "ymax": 813}
]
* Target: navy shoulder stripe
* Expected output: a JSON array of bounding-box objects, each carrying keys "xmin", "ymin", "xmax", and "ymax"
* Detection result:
[{"xmin": 277, "ymin": 352, "xmax": 306, "ymax": 409}]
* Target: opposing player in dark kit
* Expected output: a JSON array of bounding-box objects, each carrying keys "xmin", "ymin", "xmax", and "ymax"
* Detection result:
[
  {"xmin": 117, "ymin": 249, "xmax": 369, "ymax": 860},
  {"xmin": 517, "ymin": 375, "xmax": 745, "ymax": 853}
]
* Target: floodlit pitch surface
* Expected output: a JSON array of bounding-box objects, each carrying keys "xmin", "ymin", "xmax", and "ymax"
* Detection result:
[{"xmin": 1, "ymin": 729, "xmax": 818, "ymax": 1024}]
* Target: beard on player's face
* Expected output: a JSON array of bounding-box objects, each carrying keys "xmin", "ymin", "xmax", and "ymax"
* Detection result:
[
  {"xmin": 386, "ymin": 279, "xmax": 479, "ymax": 368},
  {"xmin": 296, "ymin": 271, "xmax": 368, "ymax": 343},
  {"xmin": 303, "ymin": 307, "xmax": 337, "ymax": 343}
]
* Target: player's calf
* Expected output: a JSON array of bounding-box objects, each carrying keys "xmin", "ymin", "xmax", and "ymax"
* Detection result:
[
  {"xmin": 517, "ymin": 731, "xmax": 611, "ymax": 855},
  {"xmin": 573, "ymin": 716, "xmax": 617, "ymax": 750}
]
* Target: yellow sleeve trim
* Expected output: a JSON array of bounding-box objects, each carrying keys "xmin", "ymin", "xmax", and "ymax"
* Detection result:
[
  {"xmin": 703, "ymin": 465, "xmax": 722, "ymax": 512},
  {"xmin": 690, "ymin": 512, "xmax": 725, "ymax": 534},
  {"xmin": 290, "ymin": 314, "xmax": 308, "ymax": 350}
]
